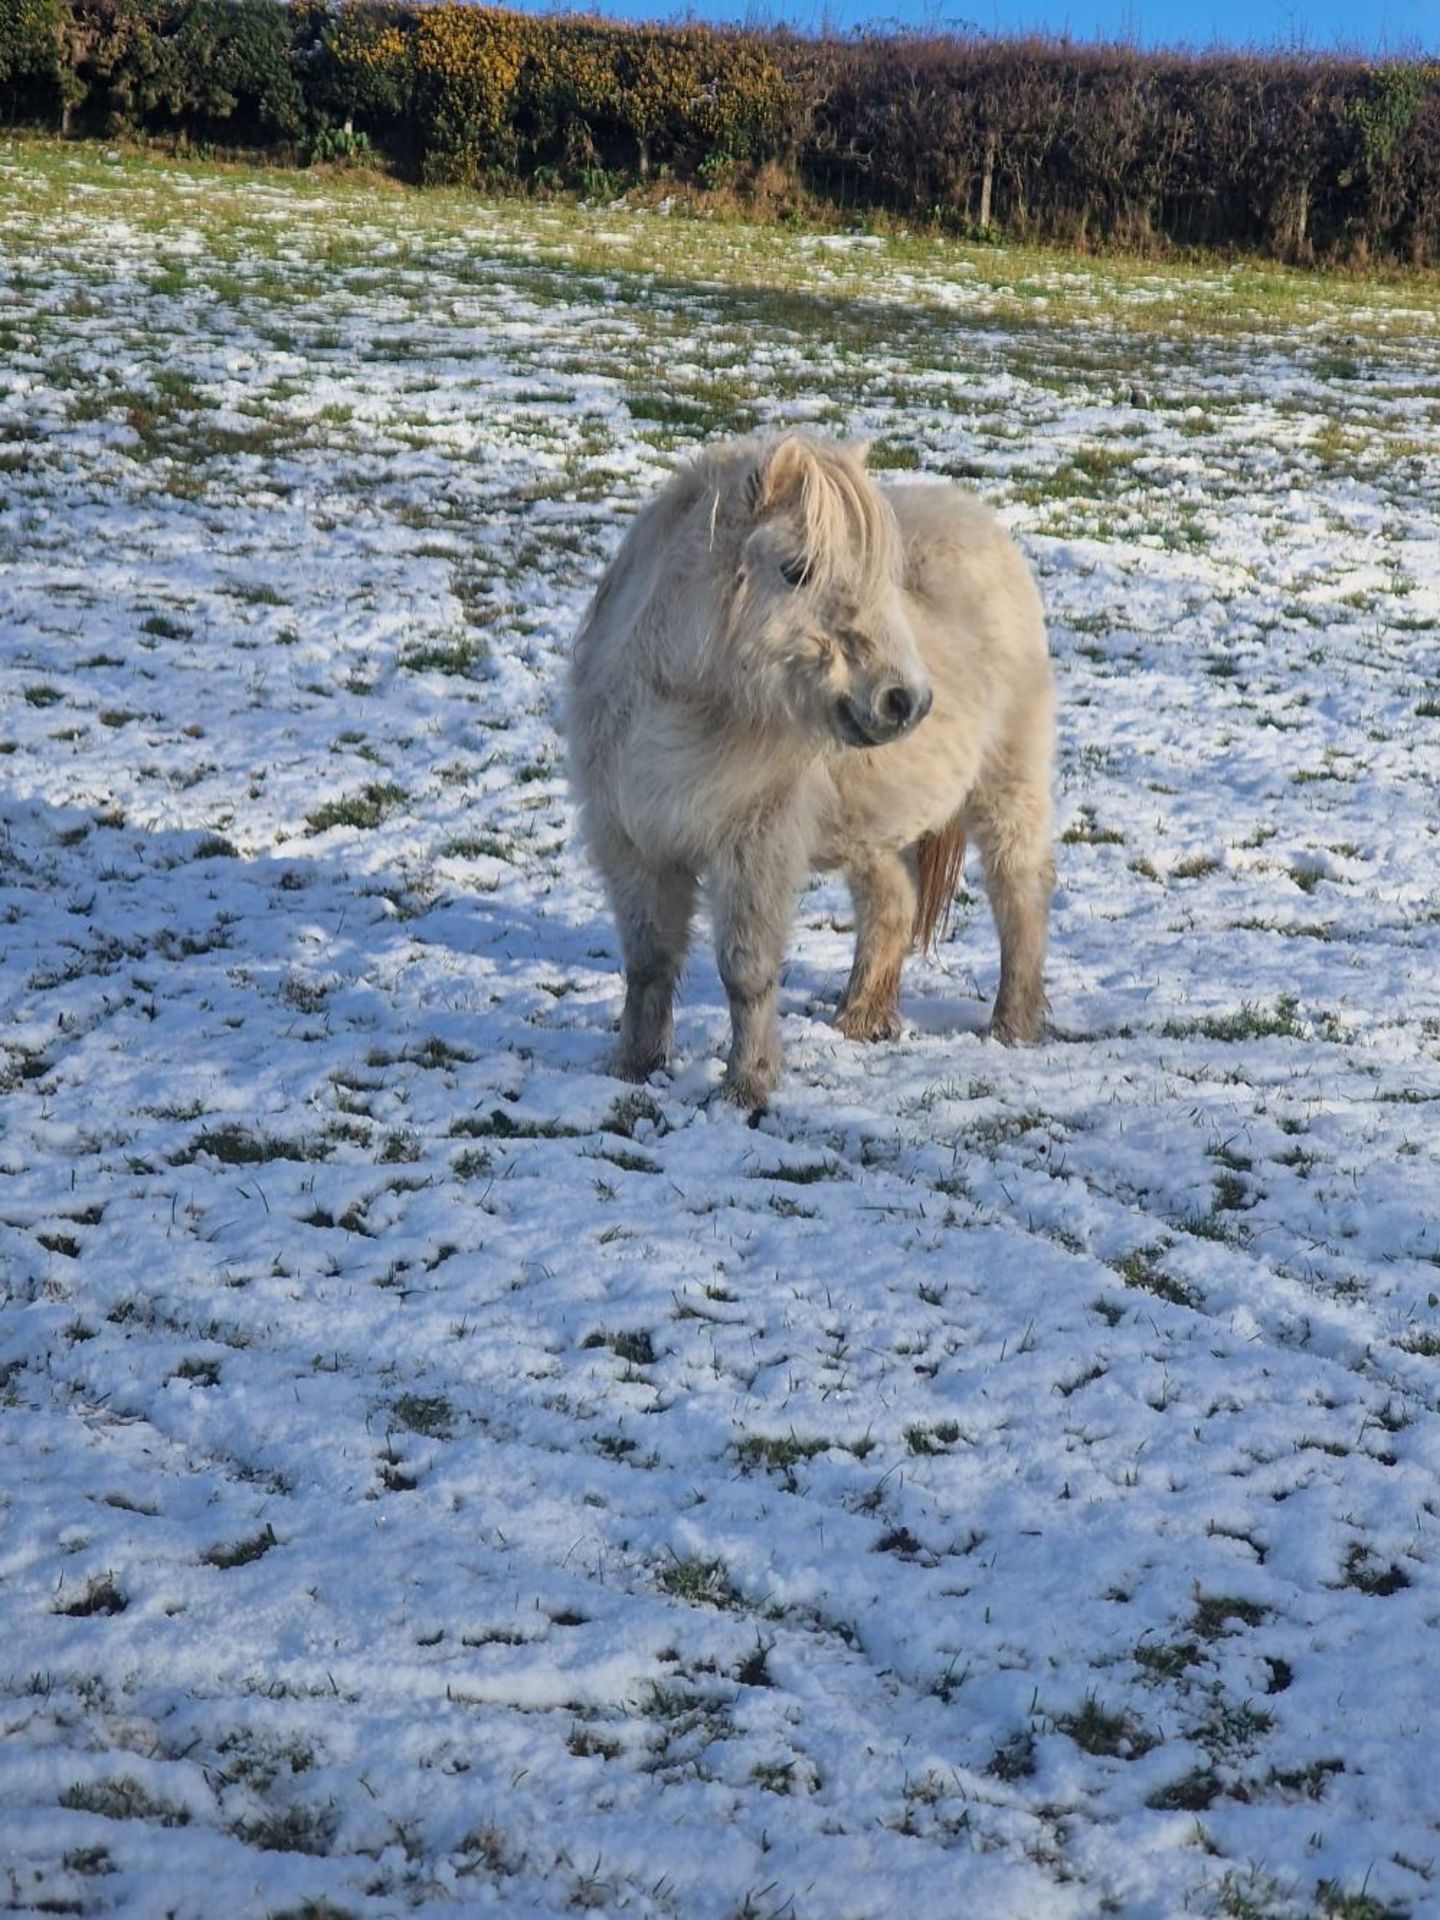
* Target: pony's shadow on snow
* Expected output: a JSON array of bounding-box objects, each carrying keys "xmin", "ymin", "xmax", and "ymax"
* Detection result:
[
  {"xmin": 891, "ymin": 988, "xmax": 992, "ymax": 1041},
  {"xmin": 0, "ymin": 796, "xmax": 618, "ymax": 1109},
  {"xmin": 0, "ymin": 796, "xmax": 996, "ymax": 1134}
]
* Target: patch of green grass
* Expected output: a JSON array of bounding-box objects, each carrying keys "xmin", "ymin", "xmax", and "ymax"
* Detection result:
[
  {"xmin": 1313, "ymin": 1884, "xmax": 1410, "ymax": 1920},
  {"xmin": 60, "ymin": 1844, "xmax": 115, "ymax": 1876},
  {"xmin": 604, "ymin": 1090, "xmax": 668, "ymax": 1138},
  {"xmin": 1163, "ymin": 994, "xmax": 1303, "ymax": 1042},
  {"xmin": 377, "ymin": 1129, "xmax": 422, "ymax": 1163},
  {"xmin": 986, "ymin": 1729, "xmax": 1038, "ymax": 1781},
  {"xmin": 657, "ymin": 1555, "xmax": 743, "ymax": 1610},
  {"xmin": 1210, "ymin": 1865, "xmax": 1297, "ymax": 1920},
  {"xmin": 400, "ymin": 636, "xmax": 487, "ymax": 676},
  {"xmin": 177, "ymin": 1126, "xmax": 320, "ymax": 1167},
  {"xmin": 1190, "ymin": 1594, "xmax": 1268, "ymax": 1638},
  {"xmin": 567, "ymin": 1726, "xmax": 622, "ymax": 1761},
  {"xmin": 201, "ymin": 1525, "xmax": 278, "ymax": 1570},
  {"xmin": 874, "ymin": 1525, "xmax": 924, "ymax": 1557},
  {"xmin": 967, "ymin": 1108, "xmax": 1053, "ymax": 1148},
  {"xmin": 904, "ymin": 1419, "xmax": 964, "ymax": 1455},
  {"xmin": 1055, "ymin": 1694, "xmax": 1156, "ymax": 1759},
  {"xmin": 1145, "ymin": 1766, "xmax": 1221, "ymax": 1811},
  {"xmin": 392, "ymin": 1393, "xmax": 455, "ymax": 1438},
  {"xmin": 750, "ymin": 1759, "xmax": 798, "ymax": 1793},
  {"xmin": 172, "ymin": 1356, "xmax": 221, "ymax": 1387},
  {"xmin": 304, "ymin": 782, "xmax": 408, "ymax": 835},
  {"xmin": 376, "ymin": 1442, "xmax": 418, "ymax": 1494},
  {"xmin": 139, "ymin": 611, "xmax": 191, "ymax": 639},
  {"xmin": 1113, "ymin": 1246, "xmax": 1201, "ymax": 1311},
  {"xmin": 267, "ymin": 1903, "xmax": 356, "ymax": 1920},
  {"xmin": 1339, "ymin": 1543, "xmax": 1411, "ymax": 1596},
  {"xmin": 867, "ymin": 438, "xmax": 921, "ymax": 470},
  {"xmin": 1196, "ymin": 1691, "xmax": 1274, "ymax": 1759},
  {"xmin": 749, "ymin": 1160, "xmax": 843, "ymax": 1184},
  {"xmin": 735, "ymin": 1434, "xmax": 828, "ymax": 1477},
  {"xmin": 583, "ymin": 1328, "xmax": 656, "ymax": 1367},
  {"xmin": 449, "ymin": 1107, "xmax": 581, "ymax": 1141},
  {"xmin": 60, "ymin": 1778, "xmax": 190, "ymax": 1827},
  {"xmin": 233, "ymin": 1805, "xmax": 338, "ymax": 1857},
  {"xmin": 442, "ymin": 834, "xmax": 516, "ymax": 862},
  {"xmin": 1061, "ymin": 805, "xmax": 1125, "ymax": 846},
  {"xmin": 55, "ymin": 1574, "xmax": 127, "ymax": 1618},
  {"xmin": 1266, "ymin": 1757, "xmax": 1345, "ymax": 1800},
  {"xmin": 590, "ymin": 1145, "xmax": 660, "ymax": 1174},
  {"xmin": 1014, "ymin": 443, "xmax": 1138, "ymax": 506},
  {"xmin": 408, "ymin": 1036, "xmax": 475, "ymax": 1071},
  {"xmin": 1133, "ymin": 1636, "xmax": 1201, "ymax": 1681},
  {"xmin": 627, "ymin": 390, "xmax": 751, "ymax": 439},
  {"xmin": 1212, "ymin": 1171, "xmax": 1251, "ymax": 1212}
]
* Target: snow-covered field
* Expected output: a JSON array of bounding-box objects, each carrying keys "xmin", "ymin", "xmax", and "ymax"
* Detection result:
[{"xmin": 3, "ymin": 143, "xmax": 1440, "ymax": 1919}]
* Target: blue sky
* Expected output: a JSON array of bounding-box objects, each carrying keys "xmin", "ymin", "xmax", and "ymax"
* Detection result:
[{"xmin": 509, "ymin": 0, "xmax": 1439, "ymax": 53}]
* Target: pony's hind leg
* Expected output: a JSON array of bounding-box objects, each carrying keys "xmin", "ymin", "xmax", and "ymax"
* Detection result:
[
  {"xmin": 837, "ymin": 849, "xmax": 917, "ymax": 1042},
  {"xmin": 602, "ymin": 838, "xmax": 697, "ymax": 1080},
  {"xmin": 968, "ymin": 778, "xmax": 1054, "ymax": 1046}
]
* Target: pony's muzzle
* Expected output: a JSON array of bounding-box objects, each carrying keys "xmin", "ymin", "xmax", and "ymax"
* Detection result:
[
  {"xmin": 879, "ymin": 682, "xmax": 932, "ymax": 732},
  {"xmin": 836, "ymin": 683, "xmax": 933, "ymax": 748}
]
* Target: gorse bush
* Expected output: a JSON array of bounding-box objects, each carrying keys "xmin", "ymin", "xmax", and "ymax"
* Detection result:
[
  {"xmin": 6, "ymin": 0, "xmax": 1440, "ymax": 266},
  {"xmin": 325, "ymin": 7, "xmax": 791, "ymax": 185}
]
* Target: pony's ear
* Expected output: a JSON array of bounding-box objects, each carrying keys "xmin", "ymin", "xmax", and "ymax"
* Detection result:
[{"xmin": 752, "ymin": 434, "xmax": 812, "ymax": 514}]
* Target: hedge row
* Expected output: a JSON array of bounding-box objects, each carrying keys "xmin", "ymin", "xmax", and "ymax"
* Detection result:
[{"xmin": 5, "ymin": 1, "xmax": 1440, "ymax": 264}]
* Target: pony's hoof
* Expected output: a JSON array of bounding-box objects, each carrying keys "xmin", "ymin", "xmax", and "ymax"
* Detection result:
[
  {"xmin": 836, "ymin": 1002, "xmax": 902, "ymax": 1043},
  {"xmin": 722, "ymin": 1062, "xmax": 777, "ymax": 1111},
  {"xmin": 988, "ymin": 1009, "xmax": 1045, "ymax": 1047},
  {"xmin": 614, "ymin": 1048, "xmax": 668, "ymax": 1082}
]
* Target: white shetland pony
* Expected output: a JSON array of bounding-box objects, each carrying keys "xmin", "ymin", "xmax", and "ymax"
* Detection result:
[{"xmin": 567, "ymin": 432, "xmax": 1055, "ymax": 1107}]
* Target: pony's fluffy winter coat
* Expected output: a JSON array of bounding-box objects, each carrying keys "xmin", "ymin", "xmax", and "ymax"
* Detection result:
[{"xmin": 567, "ymin": 432, "xmax": 1055, "ymax": 1106}]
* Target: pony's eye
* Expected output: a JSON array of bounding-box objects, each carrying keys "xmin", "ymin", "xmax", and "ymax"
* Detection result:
[{"xmin": 781, "ymin": 556, "xmax": 813, "ymax": 590}]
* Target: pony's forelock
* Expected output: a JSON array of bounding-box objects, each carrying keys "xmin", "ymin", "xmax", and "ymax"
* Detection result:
[{"xmin": 751, "ymin": 436, "xmax": 900, "ymax": 595}]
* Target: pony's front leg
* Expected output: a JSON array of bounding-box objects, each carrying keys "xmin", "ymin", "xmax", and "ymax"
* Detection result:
[
  {"xmin": 709, "ymin": 825, "xmax": 804, "ymax": 1109},
  {"xmin": 610, "ymin": 856, "xmax": 697, "ymax": 1081}
]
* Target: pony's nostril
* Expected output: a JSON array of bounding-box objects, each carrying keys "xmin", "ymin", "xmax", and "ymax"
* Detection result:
[{"xmin": 880, "ymin": 684, "xmax": 914, "ymax": 731}]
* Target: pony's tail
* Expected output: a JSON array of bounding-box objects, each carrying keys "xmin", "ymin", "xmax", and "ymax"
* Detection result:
[{"xmin": 913, "ymin": 815, "xmax": 967, "ymax": 953}]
